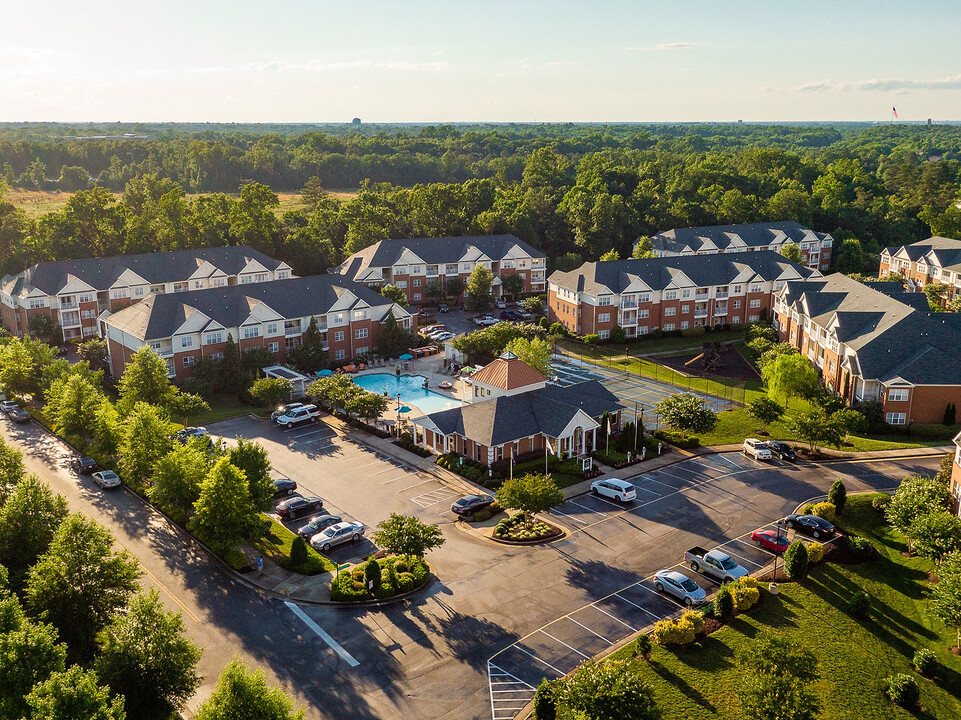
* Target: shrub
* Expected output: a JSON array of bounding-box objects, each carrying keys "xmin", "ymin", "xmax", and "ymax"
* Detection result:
[
  {"xmin": 651, "ymin": 616, "xmax": 697, "ymax": 646},
  {"xmin": 330, "ymin": 570, "xmax": 369, "ymax": 602},
  {"xmin": 784, "ymin": 540, "xmax": 809, "ymax": 580},
  {"xmin": 713, "ymin": 585, "xmax": 735, "ymax": 620},
  {"xmin": 909, "ymin": 423, "xmax": 960, "ymax": 440},
  {"xmin": 393, "ymin": 559, "xmax": 409, "ymax": 573},
  {"xmin": 583, "ymin": 333, "xmax": 600, "ymax": 345},
  {"xmin": 386, "ymin": 560, "xmax": 398, "ymax": 591},
  {"xmin": 808, "ymin": 502, "xmax": 836, "ymax": 523},
  {"xmin": 651, "ymin": 429, "xmax": 700, "ymax": 449},
  {"xmin": 847, "ymin": 590, "xmax": 871, "ymax": 619},
  {"xmin": 913, "ymin": 647, "xmax": 938, "ymax": 677},
  {"xmin": 634, "ymin": 633, "xmax": 652, "ymax": 659},
  {"xmin": 829, "ymin": 479, "xmax": 847, "ymax": 515},
  {"xmin": 290, "ymin": 537, "xmax": 309, "ymax": 567},
  {"xmin": 847, "ymin": 535, "xmax": 876, "ymax": 561},
  {"xmin": 373, "ymin": 582, "xmax": 395, "ymax": 600},
  {"xmin": 533, "ymin": 678, "xmax": 557, "ymax": 720},
  {"xmin": 802, "ymin": 504, "xmax": 815, "ymax": 515},
  {"xmin": 396, "ymin": 572, "xmax": 415, "ymax": 593},
  {"xmin": 731, "ymin": 578, "xmax": 761, "ymax": 611},
  {"xmin": 410, "ymin": 559, "xmax": 429, "ymax": 586},
  {"xmin": 885, "ymin": 673, "xmax": 920, "ymax": 708},
  {"xmin": 871, "ymin": 493, "xmax": 891, "ymax": 512},
  {"xmin": 470, "ymin": 509, "xmax": 492, "ymax": 522},
  {"xmin": 680, "ymin": 325, "xmax": 706, "ymax": 338},
  {"xmin": 681, "ymin": 610, "xmax": 705, "ymax": 635},
  {"xmin": 365, "ymin": 558, "xmax": 381, "ymax": 595},
  {"xmin": 804, "ymin": 541, "xmax": 824, "ymax": 564},
  {"xmin": 224, "ymin": 548, "xmax": 249, "ymax": 571}
]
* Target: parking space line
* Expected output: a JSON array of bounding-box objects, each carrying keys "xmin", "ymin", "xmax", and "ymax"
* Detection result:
[
  {"xmin": 591, "ymin": 605, "xmax": 638, "ymax": 631},
  {"xmin": 719, "ymin": 547, "xmax": 766, "ymax": 569},
  {"xmin": 716, "ymin": 454, "xmax": 743, "ymax": 469},
  {"xmin": 513, "ymin": 645, "xmax": 564, "ymax": 675},
  {"xmin": 370, "ymin": 466, "xmax": 402, "ymax": 476},
  {"xmin": 284, "ymin": 602, "xmax": 359, "ymax": 668},
  {"xmin": 587, "ymin": 493, "xmax": 637, "ymax": 511},
  {"xmin": 567, "ymin": 617, "xmax": 613, "ymax": 645},
  {"xmin": 631, "ymin": 485, "xmax": 663, "ymax": 497},
  {"xmin": 302, "ymin": 437, "xmax": 334, "ymax": 447},
  {"xmin": 634, "ymin": 582, "xmax": 687, "ymax": 610},
  {"xmin": 538, "ymin": 630, "xmax": 591, "ymax": 659},
  {"xmin": 380, "ymin": 473, "xmax": 416, "ymax": 485},
  {"xmin": 567, "ymin": 499, "xmax": 610, "ymax": 515},
  {"xmin": 641, "ymin": 476, "xmax": 678, "ymax": 491},
  {"xmin": 348, "ymin": 459, "xmax": 386, "ymax": 471},
  {"xmin": 655, "ymin": 469, "xmax": 696, "ymax": 484},
  {"xmin": 397, "ymin": 479, "xmax": 435, "ymax": 492},
  {"xmin": 290, "ymin": 428, "xmax": 332, "ymax": 439},
  {"xmin": 549, "ymin": 506, "xmax": 590, "ymax": 525},
  {"xmin": 610, "ymin": 591, "xmax": 661, "ymax": 619}
]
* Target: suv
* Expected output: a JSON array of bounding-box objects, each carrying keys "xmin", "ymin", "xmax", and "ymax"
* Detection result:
[
  {"xmin": 271, "ymin": 403, "xmax": 304, "ymax": 422},
  {"xmin": 742, "ymin": 438, "xmax": 772, "ymax": 461},
  {"xmin": 275, "ymin": 405, "xmax": 320, "ymax": 428},
  {"xmin": 590, "ymin": 478, "xmax": 637, "ymax": 503},
  {"xmin": 437, "ymin": 303, "xmax": 450, "ymax": 313}
]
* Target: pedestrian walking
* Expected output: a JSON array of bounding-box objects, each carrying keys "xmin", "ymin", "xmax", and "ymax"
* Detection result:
[{"xmin": 257, "ymin": 556, "xmax": 264, "ymax": 576}]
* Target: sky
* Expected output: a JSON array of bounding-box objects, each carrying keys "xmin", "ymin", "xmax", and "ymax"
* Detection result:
[{"xmin": 1, "ymin": 0, "xmax": 958, "ymax": 123}]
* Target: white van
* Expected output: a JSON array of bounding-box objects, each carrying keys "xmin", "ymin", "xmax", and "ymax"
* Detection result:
[{"xmin": 742, "ymin": 438, "xmax": 772, "ymax": 461}]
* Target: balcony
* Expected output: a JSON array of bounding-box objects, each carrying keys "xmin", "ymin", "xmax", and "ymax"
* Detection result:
[
  {"xmin": 715, "ymin": 291, "xmax": 729, "ymax": 300},
  {"xmin": 151, "ymin": 344, "xmax": 174, "ymax": 358},
  {"xmin": 618, "ymin": 313, "xmax": 637, "ymax": 326},
  {"xmin": 58, "ymin": 301, "xmax": 78, "ymax": 310},
  {"xmin": 59, "ymin": 311, "xmax": 81, "ymax": 328},
  {"xmin": 620, "ymin": 301, "xmax": 637, "ymax": 309},
  {"xmin": 693, "ymin": 311, "xmax": 708, "ymax": 319},
  {"xmin": 714, "ymin": 307, "xmax": 728, "ymax": 316}
]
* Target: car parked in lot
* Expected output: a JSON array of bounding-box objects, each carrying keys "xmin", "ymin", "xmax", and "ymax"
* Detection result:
[
  {"xmin": 433, "ymin": 332, "xmax": 455, "ymax": 342},
  {"xmin": 271, "ymin": 403, "xmax": 305, "ymax": 422},
  {"xmin": 437, "ymin": 303, "xmax": 450, "ymax": 313},
  {"xmin": 590, "ymin": 478, "xmax": 637, "ymax": 503},
  {"xmin": 295, "ymin": 513, "xmax": 343, "ymax": 539},
  {"xmin": 310, "ymin": 521, "xmax": 366, "ymax": 552},
  {"xmin": 473, "ymin": 315, "xmax": 497, "ymax": 326},
  {"xmin": 275, "ymin": 405, "xmax": 320, "ymax": 428},
  {"xmin": 742, "ymin": 438, "xmax": 772, "ymax": 461},
  {"xmin": 1, "ymin": 400, "xmax": 19, "ymax": 414},
  {"xmin": 684, "ymin": 547, "xmax": 749, "ymax": 584},
  {"xmin": 765, "ymin": 440, "xmax": 797, "ymax": 462},
  {"xmin": 71, "ymin": 456, "xmax": 101, "ymax": 474},
  {"xmin": 174, "ymin": 426, "xmax": 209, "ymax": 443},
  {"xmin": 751, "ymin": 529, "xmax": 791, "ymax": 554},
  {"xmin": 92, "ymin": 470, "xmax": 122, "ymax": 489},
  {"xmin": 653, "ymin": 570, "xmax": 707, "ymax": 606},
  {"xmin": 451, "ymin": 494, "xmax": 495, "ymax": 516},
  {"xmin": 784, "ymin": 513, "xmax": 836, "ymax": 539},
  {"xmin": 516, "ymin": 310, "xmax": 532, "ymax": 320},
  {"xmin": 422, "ymin": 324, "xmax": 447, "ymax": 334},
  {"xmin": 10, "ymin": 409, "xmax": 31, "ymax": 424},
  {"xmin": 276, "ymin": 496, "xmax": 324, "ymax": 520},
  {"xmin": 495, "ymin": 300, "xmax": 507, "ymax": 309},
  {"xmin": 271, "ymin": 477, "xmax": 298, "ymax": 499}
]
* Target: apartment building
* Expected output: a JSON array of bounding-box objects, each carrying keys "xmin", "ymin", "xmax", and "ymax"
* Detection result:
[
  {"xmin": 548, "ymin": 251, "xmax": 815, "ymax": 339},
  {"xmin": 951, "ymin": 432, "xmax": 961, "ymax": 517},
  {"xmin": 0, "ymin": 246, "xmax": 292, "ymax": 342},
  {"xmin": 644, "ymin": 221, "xmax": 833, "ymax": 272},
  {"xmin": 878, "ymin": 236, "xmax": 961, "ymax": 301},
  {"xmin": 101, "ymin": 275, "xmax": 412, "ymax": 383},
  {"xmin": 333, "ymin": 234, "xmax": 547, "ymax": 305},
  {"xmin": 774, "ymin": 273, "xmax": 961, "ymax": 425}
]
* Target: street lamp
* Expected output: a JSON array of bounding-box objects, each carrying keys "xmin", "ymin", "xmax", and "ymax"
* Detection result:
[{"xmin": 769, "ymin": 519, "xmax": 785, "ymax": 595}]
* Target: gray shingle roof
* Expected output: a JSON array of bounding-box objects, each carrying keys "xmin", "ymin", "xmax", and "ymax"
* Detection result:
[
  {"xmin": 649, "ymin": 221, "xmax": 829, "ymax": 254},
  {"xmin": 415, "ymin": 380, "xmax": 621, "ymax": 446},
  {"xmin": 549, "ymin": 250, "xmax": 815, "ymax": 297}
]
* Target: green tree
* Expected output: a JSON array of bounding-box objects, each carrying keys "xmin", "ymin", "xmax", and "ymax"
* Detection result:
[
  {"xmin": 737, "ymin": 635, "xmax": 819, "ymax": 720},
  {"xmin": 832, "ymin": 408, "xmax": 868, "ymax": 442},
  {"xmin": 77, "ymin": 337, "xmax": 108, "ymax": 370},
  {"xmin": 496, "ymin": 474, "xmax": 565, "ymax": 531},
  {"xmin": 761, "ymin": 353, "xmax": 819, "ymax": 408},
  {"xmin": 789, "ymin": 410, "xmax": 843, "ymax": 452},
  {"xmin": 465, "ymin": 264, "xmax": 495, "ymax": 313},
  {"xmin": 758, "ymin": 342, "xmax": 798, "ymax": 370},
  {"xmin": 25, "ymin": 665, "xmax": 126, "ymax": 720},
  {"xmin": 228, "ymin": 438, "xmax": 275, "ymax": 511},
  {"xmin": 747, "ymin": 397, "xmax": 784, "ymax": 427},
  {"xmin": 93, "ymin": 399, "xmax": 123, "ymax": 458},
  {"xmin": 833, "ymin": 237, "xmax": 865, "ymax": 274},
  {"xmin": 220, "ymin": 334, "xmax": 247, "ymax": 393},
  {"xmin": 522, "ymin": 296, "xmax": 544, "ymax": 315},
  {"xmin": 0, "ymin": 475, "xmax": 69, "ymax": 585},
  {"xmin": 26, "ymin": 514, "xmax": 142, "ymax": 647},
  {"xmin": 117, "ymin": 346, "xmax": 176, "ymax": 415},
  {"xmin": 167, "ymin": 391, "xmax": 210, "ymax": 428},
  {"xmin": 300, "ymin": 176, "xmax": 327, "ymax": 210},
  {"xmin": 425, "ymin": 278, "xmax": 445, "ymax": 304},
  {"xmin": 558, "ymin": 659, "xmax": 658, "ymax": 720},
  {"xmin": 0, "ymin": 616, "xmax": 67, "ymax": 719},
  {"xmin": 287, "ymin": 316, "xmax": 327, "ymax": 373},
  {"xmin": 886, "ymin": 475, "xmax": 952, "ymax": 536},
  {"xmin": 924, "ymin": 281, "xmax": 950, "ymax": 310},
  {"xmin": 780, "ymin": 242, "xmax": 803, "ymax": 264},
  {"xmin": 828, "ymin": 478, "xmax": 847, "ymax": 515},
  {"xmin": 28, "ymin": 314, "xmax": 60, "ymax": 344},
  {"xmin": 504, "ymin": 336, "xmax": 553, "ymax": 377},
  {"xmin": 654, "ymin": 393, "xmax": 718, "ymax": 436},
  {"xmin": 599, "ymin": 248, "xmax": 620, "ymax": 262},
  {"xmin": 783, "ymin": 539, "xmax": 809, "ymax": 579},
  {"xmin": 372, "ymin": 513, "xmax": 446, "ymax": 566},
  {"xmin": 0, "ymin": 437, "xmax": 25, "ymax": 505},
  {"xmin": 378, "ymin": 313, "xmax": 414, "ymax": 358},
  {"xmin": 148, "ymin": 443, "xmax": 211, "ymax": 521},
  {"xmin": 930, "ymin": 552, "xmax": 961, "ymax": 649},
  {"xmin": 229, "ymin": 182, "xmax": 280, "ymax": 256},
  {"xmin": 249, "ymin": 377, "xmax": 293, "ymax": 408},
  {"xmin": 379, "ymin": 284, "xmax": 407, "ymax": 305},
  {"xmin": 189, "ymin": 458, "xmax": 263, "ymax": 554},
  {"xmin": 96, "ymin": 589, "xmax": 202, "ymax": 717},
  {"xmin": 118, "ymin": 402, "xmax": 172, "ymax": 490},
  {"xmin": 445, "ymin": 275, "xmax": 465, "ymax": 299},
  {"xmin": 349, "ymin": 391, "xmax": 390, "ymax": 425},
  {"xmin": 45, "ymin": 373, "xmax": 103, "ymax": 445},
  {"xmin": 0, "ymin": 337, "xmax": 35, "ymax": 399},
  {"xmin": 905, "ymin": 512, "xmax": 961, "ymax": 561},
  {"xmin": 501, "ymin": 272, "xmax": 525, "ymax": 300},
  {"xmin": 196, "ymin": 660, "xmax": 304, "ymax": 720},
  {"xmin": 632, "ymin": 237, "xmax": 655, "ymax": 259}
]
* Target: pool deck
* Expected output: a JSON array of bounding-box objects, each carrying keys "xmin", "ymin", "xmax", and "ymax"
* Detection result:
[{"xmin": 354, "ymin": 354, "xmax": 468, "ymax": 422}]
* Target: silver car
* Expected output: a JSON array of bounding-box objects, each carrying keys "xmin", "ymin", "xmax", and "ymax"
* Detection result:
[
  {"xmin": 92, "ymin": 470, "xmax": 122, "ymax": 490},
  {"xmin": 310, "ymin": 521, "xmax": 366, "ymax": 552},
  {"xmin": 653, "ymin": 569, "xmax": 708, "ymax": 607}
]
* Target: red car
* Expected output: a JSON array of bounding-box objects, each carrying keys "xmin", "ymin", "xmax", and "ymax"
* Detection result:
[{"xmin": 751, "ymin": 529, "xmax": 791, "ymax": 554}]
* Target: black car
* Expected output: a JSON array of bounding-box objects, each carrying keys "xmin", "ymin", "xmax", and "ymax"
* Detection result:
[
  {"xmin": 295, "ymin": 513, "xmax": 343, "ymax": 538},
  {"xmin": 11, "ymin": 409, "xmax": 31, "ymax": 424},
  {"xmin": 70, "ymin": 456, "xmax": 101, "ymax": 474},
  {"xmin": 451, "ymin": 494, "xmax": 495, "ymax": 516},
  {"xmin": 766, "ymin": 441, "xmax": 797, "ymax": 462},
  {"xmin": 784, "ymin": 513, "xmax": 836, "ymax": 539},
  {"xmin": 437, "ymin": 303, "xmax": 450, "ymax": 313},
  {"xmin": 276, "ymin": 496, "xmax": 324, "ymax": 521},
  {"xmin": 271, "ymin": 477, "xmax": 298, "ymax": 499}
]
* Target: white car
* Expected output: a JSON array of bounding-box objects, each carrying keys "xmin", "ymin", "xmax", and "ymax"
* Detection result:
[
  {"xmin": 426, "ymin": 329, "xmax": 450, "ymax": 339},
  {"xmin": 276, "ymin": 405, "xmax": 320, "ymax": 428},
  {"xmin": 310, "ymin": 521, "xmax": 366, "ymax": 552},
  {"xmin": 473, "ymin": 315, "xmax": 497, "ymax": 326},
  {"xmin": 653, "ymin": 570, "xmax": 708, "ymax": 607},
  {"xmin": 0, "ymin": 400, "xmax": 19, "ymax": 414},
  {"xmin": 495, "ymin": 300, "xmax": 507, "ymax": 309},
  {"xmin": 590, "ymin": 478, "xmax": 637, "ymax": 502},
  {"xmin": 271, "ymin": 403, "xmax": 304, "ymax": 422},
  {"xmin": 92, "ymin": 470, "xmax": 122, "ymax": 489},
  {"xmin": 743, "ymin": 438, "xmax": 772, "ymax": 461},
  {"xmin": 434, "ymin": 332, "xmax": 455, "ymax": 342}
]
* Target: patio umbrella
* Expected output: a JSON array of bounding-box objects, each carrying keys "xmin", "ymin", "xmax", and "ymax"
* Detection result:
[
  {"xmin": 399, "ymin": 353, "xmax": 414, "ymax": 360},
  {"xmin": 398, "ymin": 405, "xmax": 412, "ymax": 414},
  {"xmin": 316, "ymin": 369, "xmax": 333, "ymax": 377},
  {"xmin": 461, "ymin": 366, "xmax": 475, "ymax": 374}
]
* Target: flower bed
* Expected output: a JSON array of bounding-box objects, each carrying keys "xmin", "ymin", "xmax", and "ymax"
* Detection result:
[
  {"xmin": 492, "ymin": 512, "xmax": 563, "ymax": 543},
  {"xmin": 330, "ymin": 555, "xmax": 431, "ymax": 603}
]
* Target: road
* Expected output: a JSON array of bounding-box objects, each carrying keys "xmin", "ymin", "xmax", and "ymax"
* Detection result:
[{"xmin": 0, "ymin": 413, "xmax": 942, "ymax": 720}]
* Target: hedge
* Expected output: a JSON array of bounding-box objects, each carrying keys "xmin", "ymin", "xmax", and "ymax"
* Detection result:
[
  {"xmin": 652, "ymin": 429, "xmax": 699, "ymax": 449},
  {"xmin": 909, "ymin": 422, "xmax": 961, "ymax": 440},
  {"xmin": 330, "ymin": 555, "xmax": 430, "ymax": 602}
]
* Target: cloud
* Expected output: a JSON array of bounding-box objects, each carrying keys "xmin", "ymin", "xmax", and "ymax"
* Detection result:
[
  {"xmin": 786, "ymin": 75, "xmax": 961, "ymax": 93},
  {"xmin": 623, "ymin": 42, "xmax": 703, "ymax": 51},
  {"xmin": 797, "ymin": 81, "xmax": 833, "ymax": 93},
  {"xmin": 192, "ymin": 59, "xmax": 448, "ymax": 74},
  {"xmin": 507, "ymin": 60, "xmax": 574, "ymax": 71}
]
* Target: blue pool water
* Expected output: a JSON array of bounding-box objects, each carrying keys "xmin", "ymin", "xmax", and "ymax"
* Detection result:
[{"xmin": 352, "ymin": 373, "xmax": 463, "ymax": 414}]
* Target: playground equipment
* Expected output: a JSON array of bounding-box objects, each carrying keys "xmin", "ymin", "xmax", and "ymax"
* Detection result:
[{"xmin": 684, "ymin": 342, "xmax": 725, "ymax": 373}]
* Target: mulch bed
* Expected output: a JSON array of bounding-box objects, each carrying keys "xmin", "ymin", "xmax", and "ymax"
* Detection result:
[{"xmin": 657, "ymin": 346, "xmax": 761, "ymax": 380}]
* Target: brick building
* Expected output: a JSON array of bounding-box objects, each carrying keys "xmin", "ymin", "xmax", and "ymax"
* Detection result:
[
  {"xmin": 101, "ymin": 276, "xmax": 412, "ymax": 383},
  {"xmin": 547, "ymin": 251, "xmax": 815, "ymax": 339},
  {"xmin": 951, "ymin": 431, "xmax": 961, "ymax": 517},
  {"xmin": 878, "ymin": 236, "xmax": 961, "ymax": 302},
  {"xmin": 333, "ymin": 234, "xmax": 547, "ymax": 305},
  {"xmin": 0, "ymin": 246, "xmax": 291, "ymax": 342},
  {"xmin": 774, "ymin": 273, "xmax": 961, "ymax": 425},
  {"xmin": 644, "ymin": 221, "xmax": 833, "ymax": 272}
]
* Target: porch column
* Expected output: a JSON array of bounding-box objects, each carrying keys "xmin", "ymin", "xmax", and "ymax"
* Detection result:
[
  {"xmin": 581, "ymin": 429, "xmax": 586, "ymax": 456},
  {"xmin": 592, "ymin": 427, "xmax": 596, "ymax": 450}
]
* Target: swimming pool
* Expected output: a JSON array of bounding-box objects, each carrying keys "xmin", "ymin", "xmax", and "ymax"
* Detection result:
[{"xmin": 352, "ymin": 373, "xmax": 463, "ymax": 414}]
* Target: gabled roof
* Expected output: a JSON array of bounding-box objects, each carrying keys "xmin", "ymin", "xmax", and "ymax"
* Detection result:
[
  {"xmin": 471, "ymin": 351, "xmax": 547, "ymax": 391},
  {"xmin": 105, "ymin": 275, "xmax": 405, "ymax": 341},
  {"xmin": 649, "ymin": 221, "xmax": 830, "ymax": 254},
  {"xmin": 414, "ymin": 380, "xmax": 621, "ymax": 446},
  {"xmin": 549, "ymin": 250, "xmax": 815, "ymax": 297}
]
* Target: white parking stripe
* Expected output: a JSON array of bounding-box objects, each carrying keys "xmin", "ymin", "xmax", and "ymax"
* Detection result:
[
  {"xmin": 284, "ymin": 602, "xmax": 359, "ymax": 667},
  {"xmin": 635, "ymin": 582, "xmax": 687, "ymax": 609},
  {"xmin": 513, "ymin": 645, "xmax": 564, "ymax": 675},
  {"xmin": 291, "ymin": 428, "xmax": 332, "ymax": 439},
  {"xmin": 397, "ymin": 479, "xmax": 435, "ymax": 492},
  {"xmin": 567, "ymin": 617, "xmax": 613, "ymax": 645},
  {"xmin": 549, "ymin": 506, "xmax": 589, "ymax": 525},
  {"xmin": 656, "ymin": 469, "xmax": 696, "ymax": 484},
  {"xmin": 567, "ymin": 499, "xmax": 610, "ymax": 515},
  {"xmin": 590, "ymin": 605, "xmax": 638, "ymax": 631},
  {"xmin": 370, "ymin": 466, "xmax": 402, "ymax": 476},
  {"xmin": 716, "ymin": 453, "xmax": 743, "ymax": 469},
  {"xmin": 641, "ymin": 476, "xmax": 677, "ymax": 491},
  {"xmin": 610, "ymin": 591, "xmax": 661, "ymax": 619},
  {"xmin": 538, "ymin": 630, "xmax": 591, "ymax": 659},
  {"xmin": 380, "ymin": 473, "xmax": 416, "ymax": 485},
  {"xmin": 719, "ymin": 547, "xmax": 766, "ymax": 569}
]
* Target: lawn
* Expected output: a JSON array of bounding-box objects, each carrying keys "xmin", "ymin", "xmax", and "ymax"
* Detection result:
[
  {"xmin": 580, "ymin": 496, "xmax": 961, "ymax": 720},
  {"xmin": 188, "ymin": 395, "xmax": 270, "ymax": 427},
  {"xmin": 252, "ymin": 516, "xmax": 336, "ymax": 575}
]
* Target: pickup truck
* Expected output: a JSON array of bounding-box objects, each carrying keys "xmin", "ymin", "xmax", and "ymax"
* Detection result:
[
  {"xmin": 683, "ymin": 546, "xmax": 749, "ymax": 584},
  {"xmin": 275, "ymin": 404, "xmax": 321, "ymax": 428},
  {"xmin": 473, "ymin": 315, "xmax": 497, "ymax": 326}
]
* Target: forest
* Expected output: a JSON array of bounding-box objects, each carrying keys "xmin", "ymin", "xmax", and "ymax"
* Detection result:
[{"xmin": 1, "ymin": 122, "xmax": 961, "ymax": 278}]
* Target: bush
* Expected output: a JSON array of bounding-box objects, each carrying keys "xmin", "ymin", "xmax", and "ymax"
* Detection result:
[
  {"xmin": 224, "ymin": 548, "xmax": 250, "ymax": 571},
  {"xmin": 713, "ymin": 585, "xmax": 735, "ymax": 620},
  {"xmin": 847, "ymin": 590, "xmax": 871, "ymax": 619},
  {"xmin": 651, "ymin": 616, "xmax": 697, "ymax": 646},
  {"xmin": 847, "ymin": 535, "xmax": 877, "ymax": 561},
  {"xmin": 410, "ymin": 559, "xmax": 429, "ymax": 586},
  {"xmin": 373, "ymin": 582, "xmax": 395, "ymax": 600},
  {"xmin": 583, "ymin": 333, "xmax": 600, "ymax": 345},
  {"xmin": 365, "ymin": 558, "xmax": 381, "ymax": 595},
  {"xmin": 909, "ymin": 423, "xmax": 960, "ymax": 440},
  {"xmin": 871, "ymin": 493, "xmax": 891, "ymax": 512},
  {"xmin": 290, "ymin": 537, "xmax": 309, "ymax": 567},
  {"xmin": 804, "ymin": 541, "xmax": 824, "ymax": 564},
  {"xmin": 913, "ymin": 647, "xmax": 938, "ymax": 677},
  {"xmin": 651, "ymin": 429, "xmax": 700, "ymax": 449},
  {"xmin": 634, "ymin": 633, "xmax": 652, "ymax": 659},
  {"xmin": 783, "ymin": 540, "xmax": 809, "ymax": 580},
  {"xmin": 731, "ymin": 578, "xmax": 761, "ymax": 611},
  {"xmin": 681, "ymin": 610, "xmax": 704, "ymax": 634},
  {"xmin": 469, "ymin": 509, "xmax": 492, "ymax": 522},
  {"xmin": 808, "ymin": 502, "xmax": 836, "ymax": 523},
  {"xmin": 885, "ymin": 673, "xmax": 920, "ymax": 708},
  {"xmin": 533, "ymin": 678, "xmax": 557, "ymax": 720},
  {"xmin": 802, "ymin": 504, "xmax": 815, "ymax": 515},
  {"xmin": 680, "ymin": 326, "xmax": 706, "ymax": 338},
  {"xmin": 331, "ymin": 570, "xmax": 369, "ymax": 602},
  {"xmin": 829, "ymin": 479, "xmax": 847, "ymax": 515},
  {"xmin": 396, "ymin": 572, "xmax": 415, "ymax": 593}
]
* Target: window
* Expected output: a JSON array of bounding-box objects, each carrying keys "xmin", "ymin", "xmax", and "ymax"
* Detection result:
[
  {"xmin": 355, "ymin": 328, "xmax": 368, "ymax": 339},
  {"xmin": 28, "ymin": 298, "xmax": 46, "ymax": 309},
  {"xmin": 682, "ymin": 289, "xmax": 691, "ymax": 299},
  {"xmin": 598, "ymin": 296, "xmax": 611, "ymax": 306},
  {"xmin": 731, "ymin": 316, "xmax": 741, "ymax": 324},
  {"xmin": 663, "ymin": 323, "xmax": 676, "ymax": 331},
  {"xmin": 277, "ymin": 270, "xmax": 290, "ymax": 280},
  {"xmin": 266, "ymin": 323, "xmax": 278, "ymax": 335},
  {"xmin": 638, "ymin": 293, "xmax": 651, "ymax": 303},
  {"xmin": 664, "ymin": 290, "xmax": 677, "ymax": 301},
  {"xmin": 335, "ymin": 349, "xmax": 346, "ymax": 361},
  {"xmin": 639, "ymin": 309, "xmax": 649, "ymax": 319},
  {"xmin": 180, "ymin": 336, "xmax": 193, "ymax": 349},
  {"xmin": 413, "ymin": 293, "xmax": 422, "ymax": 301},
  {"xmin": 356, "ymin": 346, "xmax": 369, "ymax": 355},
  {"xmin": 681, "ymin": 305, "xmax": 689, "ymax": 314},
  {"xmin": 598, "ymin": 313, "xmax": 610, "ymax": 323},
  {"xmin": 78, "ymin": 293, "xmax": 94, "ymax": 304},
  {"xmin": 413, "ymin": 278, "xmax": 422, "ymax": 287},
  {"xmin": 598, "ymin": 330, "xmax": 610, "ymax": 340},
  {"xmin": 732, "ymin": 285, "xmax": 743, "ymax": 294},
  {"xmin": 151, "ymin": 285, "xmax": 165, "ymax": 294},
  {"xmin": 241, "ymin": 326, "xmax": 260, "ymax": 339},
  {"xmin": 205, "ymin": 332, "xmax": 223, "ymax": 345},
  {"xmin": 411, "ymin": 266, "xmax": 423, "ymax": 275},
  {"xmin": 173, "ymin": 282, "xmax": 189, "ymax": 292},
  {"xmin": 82, "ymin": 325, "xmax": 97, "ymax": 336},
  {"xmin": 886, "ymin": 412, "xmax": 907, "ymax": 425},
  {"xmin": 733, "ymin": 300, "xmax": 741, "ymax": 309},
  {"xmin": 182, "ymin": 356, "xmax": 195, "ymax": 367},
  {"xmin": 638, "ymin": 326, "xmax": 649, "ymax": 335},
  {"xmin": 750, "ymin": 299, "xmax": 762, "ymax": 309},
  {"xmin": 750, "ymin": 284, "xmax": 763, "ymax": 294},
  {"xmin": 396, "ymin": 280, "xmax": 407, "ymax": 289},
  {"xmin": 887, "ymin": 388, "xmax": 909, "ymax": 402},
  {"xmin": 109, "ymin": 288, "xmax": 128, "ymax": 300},
  {"xmin": 208, "ymin": 352, "xmax": 224, "ymax": 361},
  {"xmin": 81, "ymin": 309, "xmax": 97, "ymax": 320},
  {"xmin": 681, "ymin": 321, "xmax": 689, "ymax": 330},
  {"xmin": 192, "ymin": 281, "xmax": 204, "ymax": 290},
  {"xmin": 445, "ymin": 264, "xmax": 458, "ymax": 275},
  {"xmin": 664, "ymin": 307, "xmax": 676, "ymax": 317},
  {"xmin": 749, "ymin": 314, "xmax": 760, "ymax": 322},
  {"xmin": 268, "ymin": 342, "xmax": 279, "ymax": 353},
  {"xmin": 334, "ymin": 331, "xmax": 345, "ymax": 342},
  {"xmin": 212, "ymin": 277, "xmax": 227, "ymax": 287}
]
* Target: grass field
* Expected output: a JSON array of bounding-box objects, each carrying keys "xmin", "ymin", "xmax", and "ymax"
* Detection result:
[
  {"xmin": 252, "ymin": 516, "xmax": 335, "ymax": 575},
  {"xmin": 575, "ymin": 496, "xmax": 961, "ymax": 720},
  {"xmin": 189, "ymin": 396, "xmax": 269, "ymax": 427}
]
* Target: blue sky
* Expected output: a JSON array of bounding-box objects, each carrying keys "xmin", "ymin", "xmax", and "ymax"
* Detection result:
[{"xmin": 1, "ymin": 0, "xmax": 958, "ymax": 122}]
